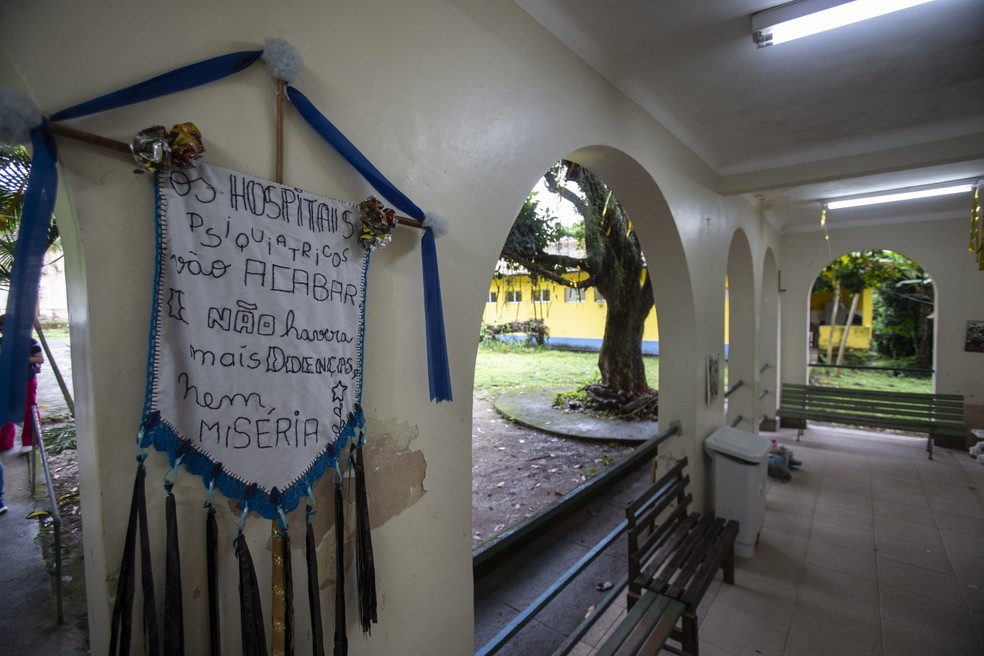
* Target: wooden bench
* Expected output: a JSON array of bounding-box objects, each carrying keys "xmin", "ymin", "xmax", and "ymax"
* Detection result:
[
  {"xmin": 595, "ymin": 591, "xmax": 685, "ymax": 656},
  {"xmin": 625, "ymin": 457, "xmax": 739, "ymax": 656},
  {"xmin": 777, "ymin": 383, "xmax": 965, "ymax": 459}
]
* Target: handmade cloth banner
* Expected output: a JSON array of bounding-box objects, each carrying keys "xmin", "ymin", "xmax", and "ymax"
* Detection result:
[{"xmin": 142, "ymin": 162, "xmax": 367, "ymax": 518}]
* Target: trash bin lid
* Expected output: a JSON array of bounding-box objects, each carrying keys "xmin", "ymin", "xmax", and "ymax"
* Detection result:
[{"xmin": 704, "ymin": 426, "xmax": 770, "ymax": 463}]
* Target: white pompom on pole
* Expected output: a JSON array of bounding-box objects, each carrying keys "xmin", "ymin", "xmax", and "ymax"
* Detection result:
[
  {"xmin": 422, "ymin": 211, "xmax": 450, "ymax": 238},
  {"xmin": 262, "ymin": 38, "xmax": 304, "ymax": 84},
  {"xmin": 0, "ymin": 88, "xmax": 42, "ymax": 145}
]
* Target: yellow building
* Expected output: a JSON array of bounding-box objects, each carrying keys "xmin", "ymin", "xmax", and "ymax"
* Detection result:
[
  {"xmin": 809, "ymin": 288, "xmax": 874, "ymax": 351},
  {"xmin": 483, "ymin": 270, "xmax": 664, "ymax": 353}
]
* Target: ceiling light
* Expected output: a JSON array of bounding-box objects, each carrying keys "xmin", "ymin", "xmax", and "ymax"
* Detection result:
[
  {"xmin": 752, "ymin": 0, "xmax": 936, "ymax": 47},
  {"xmin": 825, "ymin": 182, "xmax": 974, "ymax": 210}
]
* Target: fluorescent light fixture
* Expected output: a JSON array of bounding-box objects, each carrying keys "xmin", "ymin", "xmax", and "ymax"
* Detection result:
[
  {"xmin": 826, "ymin": 182, "xmax": 974, "ymax": 210},
  {"xmin": 752, "ymin": 0, "xmax": 936, "ymax": 47}
]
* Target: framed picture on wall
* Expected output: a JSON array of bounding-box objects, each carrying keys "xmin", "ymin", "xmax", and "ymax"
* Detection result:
[
  {"xmin": 966, "ymin": 320, "xmax": 984, "ymax": 353},
  {"xmin": 706, "ymin": 353, "xmax": 721, "ymax": 404}
]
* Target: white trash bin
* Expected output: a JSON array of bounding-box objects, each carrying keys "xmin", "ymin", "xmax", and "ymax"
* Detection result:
[{"xmin": 704, "ymin": 426, "xmax": 770, "ymax": 558}]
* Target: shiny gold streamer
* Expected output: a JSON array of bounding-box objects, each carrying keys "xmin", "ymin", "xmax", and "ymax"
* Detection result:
[{"xmin": 972, "ymin": 182, "xmax": 983, "ymax": 270}]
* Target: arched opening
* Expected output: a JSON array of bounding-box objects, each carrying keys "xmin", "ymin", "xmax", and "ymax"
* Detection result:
[
  {"xmin": 725, "ymin": 229, "xmax": 755, "ymax": 430},
  {"xmin": 759, "ymin": 248, "xmax": 779, "ymax": 426},
  {"xmin": 469, "ymin": 145, "xmax": 697, "ymax": 534},
  {"xmin": 808, "ymin": 249, "xmax": 936, "ymax": 392}
]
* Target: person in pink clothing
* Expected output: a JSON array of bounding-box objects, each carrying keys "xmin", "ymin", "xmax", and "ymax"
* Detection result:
[{"xmin": 0, "ymin": 314, "xmax": 44, "ymax": 454}]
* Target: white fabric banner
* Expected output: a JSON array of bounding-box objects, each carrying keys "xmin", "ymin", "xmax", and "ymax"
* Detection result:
[{"xmin": 147, "ymin": 163, "xmax": 367, "ymax": 511}]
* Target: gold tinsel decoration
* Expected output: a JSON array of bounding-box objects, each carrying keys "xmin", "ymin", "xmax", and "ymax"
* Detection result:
[{"xmin": 971, "ymin": 182, "xmax": 982, "ymax": 271}]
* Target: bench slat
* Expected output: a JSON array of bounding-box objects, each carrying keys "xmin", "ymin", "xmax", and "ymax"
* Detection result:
[{"xmin": 595, "ymin": 592, "xmax": 685, "ymax": 656}]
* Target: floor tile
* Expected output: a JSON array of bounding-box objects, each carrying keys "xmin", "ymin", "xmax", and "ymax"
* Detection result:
[
  {"xmin": 929, "ymin": 495, "xmax": 984, "ymax": 520},
  {"xmin": 882, "ymin": 618, "xmax": 984, "ymax": 656},
  {"xmin": 871, "ymin": 496, "xmax": 934, "ymax": 524},
  {"xmin": 812, "ymin": 502, "xmax": 873, "ymax": 530},
  {"xmin": 873, "ymin": 514, "xmax": 944, "ymax": 548},
  {"xmin": 934, "ymin": 510, "xmax": 984, "ymax": 537},
  {"xmin": 763, "ymin": 510, "xmax": 813, "ymax": 539},
  {"xmin": 880, "ymin": 586, "xmax": 980, "ymax": 649},
  {"xmin": 940, "ymin": 527, "xmax": 984, "ymax": 557},
  {"xmin": 796, "ymin": 564, "xmax": 879, "ymax": 615},
  {"xmin": 811, "ymin": 518, "xmax": 875, "ymax": 553},
  {"xmin": 700, "ymin": 603, "xmax": 790, "ymax": 656},
  {"xmin": 783, "ymin": 628, "xmax": 873, "ymax": 656},
  {"xmin": 804, "ymin": 539, "xmax": 878, "ymax": 581},
  {"xmin": 923, "ymin": 480, "xmax": 981, "ymax": 504},
  {"xmin": 949, "ymin": 551, "xmax": 984, "ymax": 584},
  {"xmin": 712, "ymin": 570, "xmax": 797, "ymax": 625},
  {"xmin": 790, "ymin": 595, "xmax": 881, "ymax": 655},
  {"xmin": 876, "ymin": 556, "xmax": 967, "ymax": 606},
  {"xmin": 817, "ymin": 488, "xmax": 873, "ymax": 514},
  {"xmin": 874, "ymin": 532, "xmax": 954, "ymax": 574}
]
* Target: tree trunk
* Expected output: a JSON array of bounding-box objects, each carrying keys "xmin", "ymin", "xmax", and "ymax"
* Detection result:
[
  {"xmin": 597, "ymin": 279, "xmax": 650, "ymax": 397},
  {"xmin": 835, "ymin": 292, "xmax": 860, "ymax": 367},
  {"xmin": 824, "ymin": 282, "xmax": 841, "ymax": 369}
]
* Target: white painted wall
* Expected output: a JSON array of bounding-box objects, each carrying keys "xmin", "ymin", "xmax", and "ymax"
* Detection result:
[{"xmin": 1, "ymin": 1, "xmax": 779, "ymax": 653}]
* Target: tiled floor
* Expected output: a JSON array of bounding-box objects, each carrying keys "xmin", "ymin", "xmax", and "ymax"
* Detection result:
[{"xmin": 571, "ymin": 426, "xmax": 984, "ymax": 656}]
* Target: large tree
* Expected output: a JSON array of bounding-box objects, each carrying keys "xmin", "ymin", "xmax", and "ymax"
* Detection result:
[{"xmin": 500, "ymin": 161, "xmax": 656, "ymax": 413}]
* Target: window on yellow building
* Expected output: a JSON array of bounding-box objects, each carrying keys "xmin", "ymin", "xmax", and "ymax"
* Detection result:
[
  {"xmin": 533, "ymin": 288, "xmax": 550, "ymax": 303},
  {"xmin": 595, "ymin": 289, "xmax": 606, "ymax": 303},
  {"xmin": 506, "ymin": 290, "xmax": 522, "ymax": 304},
  {"xmin": 565, "ymin": 288, "xmax": 584, "ymax": 303}
]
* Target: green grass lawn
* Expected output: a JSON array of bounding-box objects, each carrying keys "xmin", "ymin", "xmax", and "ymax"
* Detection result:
[
  {"xmin": 810, "ymin": 366, "xmax": 931, "ymax": 394},
  {"xmin": 475, "ymin": 344, "xmax": 930, "ymax": 395},
  {"xmin": 473, "ymin": 344, "xmax": 659, "ymax": 393}
]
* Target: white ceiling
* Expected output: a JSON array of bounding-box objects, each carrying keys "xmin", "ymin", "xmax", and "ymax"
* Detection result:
[{"xmin": 516, "ymin": 0, "xmax": 984, "ymax": 232}]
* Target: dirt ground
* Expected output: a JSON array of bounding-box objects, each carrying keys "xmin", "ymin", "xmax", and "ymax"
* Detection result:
[{"xmin": 471, "ymin": 390, "xmax": 633, "ymax": 546}]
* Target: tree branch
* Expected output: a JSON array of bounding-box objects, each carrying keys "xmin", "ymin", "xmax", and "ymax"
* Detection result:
[{"xmin": 501, "ymin": 250, "xmax": 594, "ymax": 289}]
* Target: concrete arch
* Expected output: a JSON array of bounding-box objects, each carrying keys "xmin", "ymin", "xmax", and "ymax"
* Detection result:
[
  {"xmin": 565, "ymin": 146, "xmax": 698, "ymax": 473},
  {"xmin": 467, "ymin": 144, "xmax": 698, "ymax": 463},
  {"xmin": 760, "ymin": 248, "xmax": 780, "ymax": 424},
  {"xmin": 725, "ymin": 228, "xmax": 756, "ymax": 431}
]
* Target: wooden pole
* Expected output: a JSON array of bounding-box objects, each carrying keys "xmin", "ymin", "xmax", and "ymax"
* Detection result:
[
  {"xmin": 271, "ymin": 78, "xmax": 288, "ymax": 656},
  {"xmin": 45, "ymin": 120, "xmax": 425, "ymax": 230}
]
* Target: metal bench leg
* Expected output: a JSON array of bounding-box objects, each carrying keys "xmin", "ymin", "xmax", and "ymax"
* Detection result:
[
  {"xmin": 926, "ymin": 433, "xmax": 933, "ymax": 460},
  {"xmin": 722, "ymin": 545, "xmax": 735, "ymax": 586},
  {"xmin": 681, "ymin": 610, "xmax": 699, "ymax": 656}
]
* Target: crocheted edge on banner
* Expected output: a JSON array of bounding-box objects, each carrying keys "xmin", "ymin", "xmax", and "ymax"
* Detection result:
[{"xmin": 139, "ymin": 172, "xmax": 369, "ymax": 520}]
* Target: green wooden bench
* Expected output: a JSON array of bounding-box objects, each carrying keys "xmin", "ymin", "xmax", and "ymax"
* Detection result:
[
  {"xmin": 595, "ymin": 591, "xmax": 685, "ymax": 656},
  {"xmin": 625, "ymin": 457, "xmax": 739, "ymax": 656},
  {"xmin": 777, "ymin": 383, "xmax": 965, "ymax": 459}
]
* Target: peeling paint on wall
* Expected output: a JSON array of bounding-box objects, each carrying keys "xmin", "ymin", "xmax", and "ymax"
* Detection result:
[{"xmin": 260, "ymin": 417, "xmax": 427, "ymax": 588}]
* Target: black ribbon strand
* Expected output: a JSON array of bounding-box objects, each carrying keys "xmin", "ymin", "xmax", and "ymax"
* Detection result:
[
  {"xmin": 236, "ymin": 532, "xmax": 268, "ymax": 656},
  {"xmin": 333, "ymin": 484, "xmax": 347, "ymax": 656},
  {"xmin": 206, "ymin": 506, "xmax": 220, "ymax": 656},
  {"xmin": 306, "ymin": 505, "xmax": 326, "ymax": 656},
  {"xmin": 164, "ymin": 484, "xmax": 184, "ymax": 656},
  {"xmin": 352, "ymin": 446, "xmax": 377, "ymax": 633}
]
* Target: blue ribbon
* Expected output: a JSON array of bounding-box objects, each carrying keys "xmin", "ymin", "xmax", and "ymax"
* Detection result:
[
  {"xmin": 0, "ymin": 125, "xmax": 58, "ymax": 424},
  {"xmin": 286, "ymin": 85, "xmax": 452, "ymax": 401},
  {"xmin": 0, "ymin": 50, "xmax": 264, "ymax": 424}
]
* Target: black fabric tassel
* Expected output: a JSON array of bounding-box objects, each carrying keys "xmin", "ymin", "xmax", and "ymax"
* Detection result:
[
  {"xmin": 236, "ymin": 532, "xmax": 268, "ymax": 656},
  {"xmin": 136, "ymin": 464, "xmax": 161, "ymax": 656},
  {"xmin": 206, "ymin": 506, "xmax": 220, "ymax": 656},
  {"xmin": 164, "ymin": 484, "xmax": 184, "ymax": 656},
  {"xmin": 306, "ymin": 505, "xmax": 326, "ymax": 656},
  {"xmin": 108, "ymin": 463, "xmax": 142, "ymax": 656},
  {"xmin": 333, "ymin": 484, "xmax": 348, "ymax": 656},
  {"xmin": 352, "ymin": 445, "xmax": 377, "ymax": 633},
  {"xmin": 282, "ymin": 526, "xmax": 295, "ymax": 656}
]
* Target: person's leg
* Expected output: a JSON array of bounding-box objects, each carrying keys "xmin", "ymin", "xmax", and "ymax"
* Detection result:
[
  {"xmin": 0, "ymin": 423, "xmax": 14, "ymax": 451},
  {"xmin": 0, "ymin": 457, "xmax": 6, "ymax": 512},
  {"xmin": 20, "ymin": 378, "xmax": 38, "ymax": 449}
]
